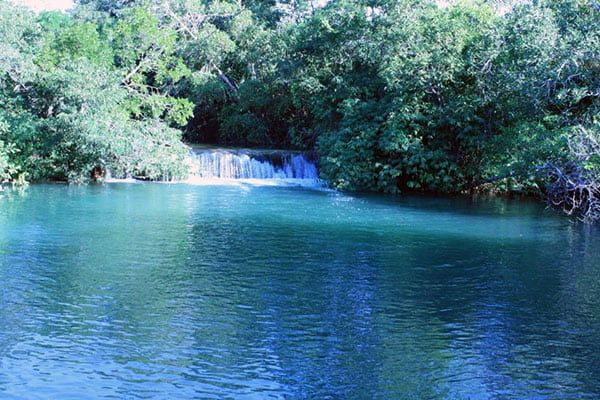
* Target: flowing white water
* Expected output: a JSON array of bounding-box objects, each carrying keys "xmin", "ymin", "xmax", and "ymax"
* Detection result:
[
  {"xmin": 188, "ymin": 148, "xmax": 319, "ymax": 185},
  {"xmin": 105, "ymin": 148, "xmax": 320, "ymax": 186}
]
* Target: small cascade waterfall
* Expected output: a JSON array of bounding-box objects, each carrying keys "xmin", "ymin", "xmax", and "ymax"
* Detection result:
[{"xmin": 189, "ymin": 148, "xmax": 319, "ymax": 182}]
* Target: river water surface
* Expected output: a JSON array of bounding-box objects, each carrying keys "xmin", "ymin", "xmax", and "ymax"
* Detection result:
[{"xmin": 1, "ymin": 183, "xmax": 600, "ymax": 399}]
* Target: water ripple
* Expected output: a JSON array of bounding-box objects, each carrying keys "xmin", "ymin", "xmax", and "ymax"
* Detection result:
[{"xmin": 1, "ymin": 184, "xmax": 599, "ymax": 398}]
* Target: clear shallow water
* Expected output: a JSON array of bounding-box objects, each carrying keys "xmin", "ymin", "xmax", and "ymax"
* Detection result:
[{"xmin": 1, "ymin": 183, "xmax": 600, "ymax": 399}]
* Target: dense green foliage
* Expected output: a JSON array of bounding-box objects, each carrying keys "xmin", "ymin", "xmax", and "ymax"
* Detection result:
[
  {"xmin": 0, "ymin": 0, "xmax": 598, "ymax": 217},
  {"xmin": 0, "ymin": 0, "xmax": 191, "ymax": 182}
]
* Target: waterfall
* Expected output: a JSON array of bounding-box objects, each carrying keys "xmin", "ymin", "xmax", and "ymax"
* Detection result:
[{"xmin": 189, "ymin": 148, "xmax": 319, "ymax": 183}]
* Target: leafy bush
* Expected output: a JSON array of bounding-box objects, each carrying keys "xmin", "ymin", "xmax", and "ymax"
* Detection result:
[{"xmin": 1, "ymin": 0, "xmax": 599, "ymax": 220}]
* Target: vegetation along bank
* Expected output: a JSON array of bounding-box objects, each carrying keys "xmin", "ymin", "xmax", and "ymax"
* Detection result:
[{"xmin": 0, "ymin": 0, "xmax": 598, "ymax": 220}]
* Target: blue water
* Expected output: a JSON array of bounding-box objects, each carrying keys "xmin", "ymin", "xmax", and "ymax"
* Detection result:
[{"xmin": 1, "ymin": 183, "xmax": 600, "ymax": 399}]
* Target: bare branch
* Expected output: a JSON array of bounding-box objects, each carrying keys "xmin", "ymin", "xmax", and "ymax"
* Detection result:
[{"xmin": 540, "ymin": 127, "xmax": 600, "ymax": 223}]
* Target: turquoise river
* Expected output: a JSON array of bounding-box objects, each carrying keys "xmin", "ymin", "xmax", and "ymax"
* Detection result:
[{"xmin": 1, "ymin": 183, "xmax": 600, "ymax": 399}]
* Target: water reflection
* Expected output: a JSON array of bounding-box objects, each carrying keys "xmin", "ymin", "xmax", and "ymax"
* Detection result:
[{"xmin": 0, "ymin": 184, "xmax": 599, "ymax": 398}]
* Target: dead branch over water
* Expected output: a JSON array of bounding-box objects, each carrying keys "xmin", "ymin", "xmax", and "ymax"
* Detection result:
[{"xmin": 542, "ymin": 127, "xmax": 600, "ymax": 223}]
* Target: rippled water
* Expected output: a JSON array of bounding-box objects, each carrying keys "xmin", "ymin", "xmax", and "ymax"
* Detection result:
[{"xmin": 1, "ymin": 183, "xmax": 600, "ymax": 399}]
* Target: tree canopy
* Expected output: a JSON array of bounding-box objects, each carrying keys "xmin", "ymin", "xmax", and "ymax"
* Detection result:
[{"xmin": 0, "ymin": 0, "xmax": 598, "ymax": 218}]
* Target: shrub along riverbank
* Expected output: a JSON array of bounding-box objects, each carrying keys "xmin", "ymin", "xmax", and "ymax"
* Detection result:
[{"xmin": 0, "ymin": 0, "xmax": 598, "ymax": 220}]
